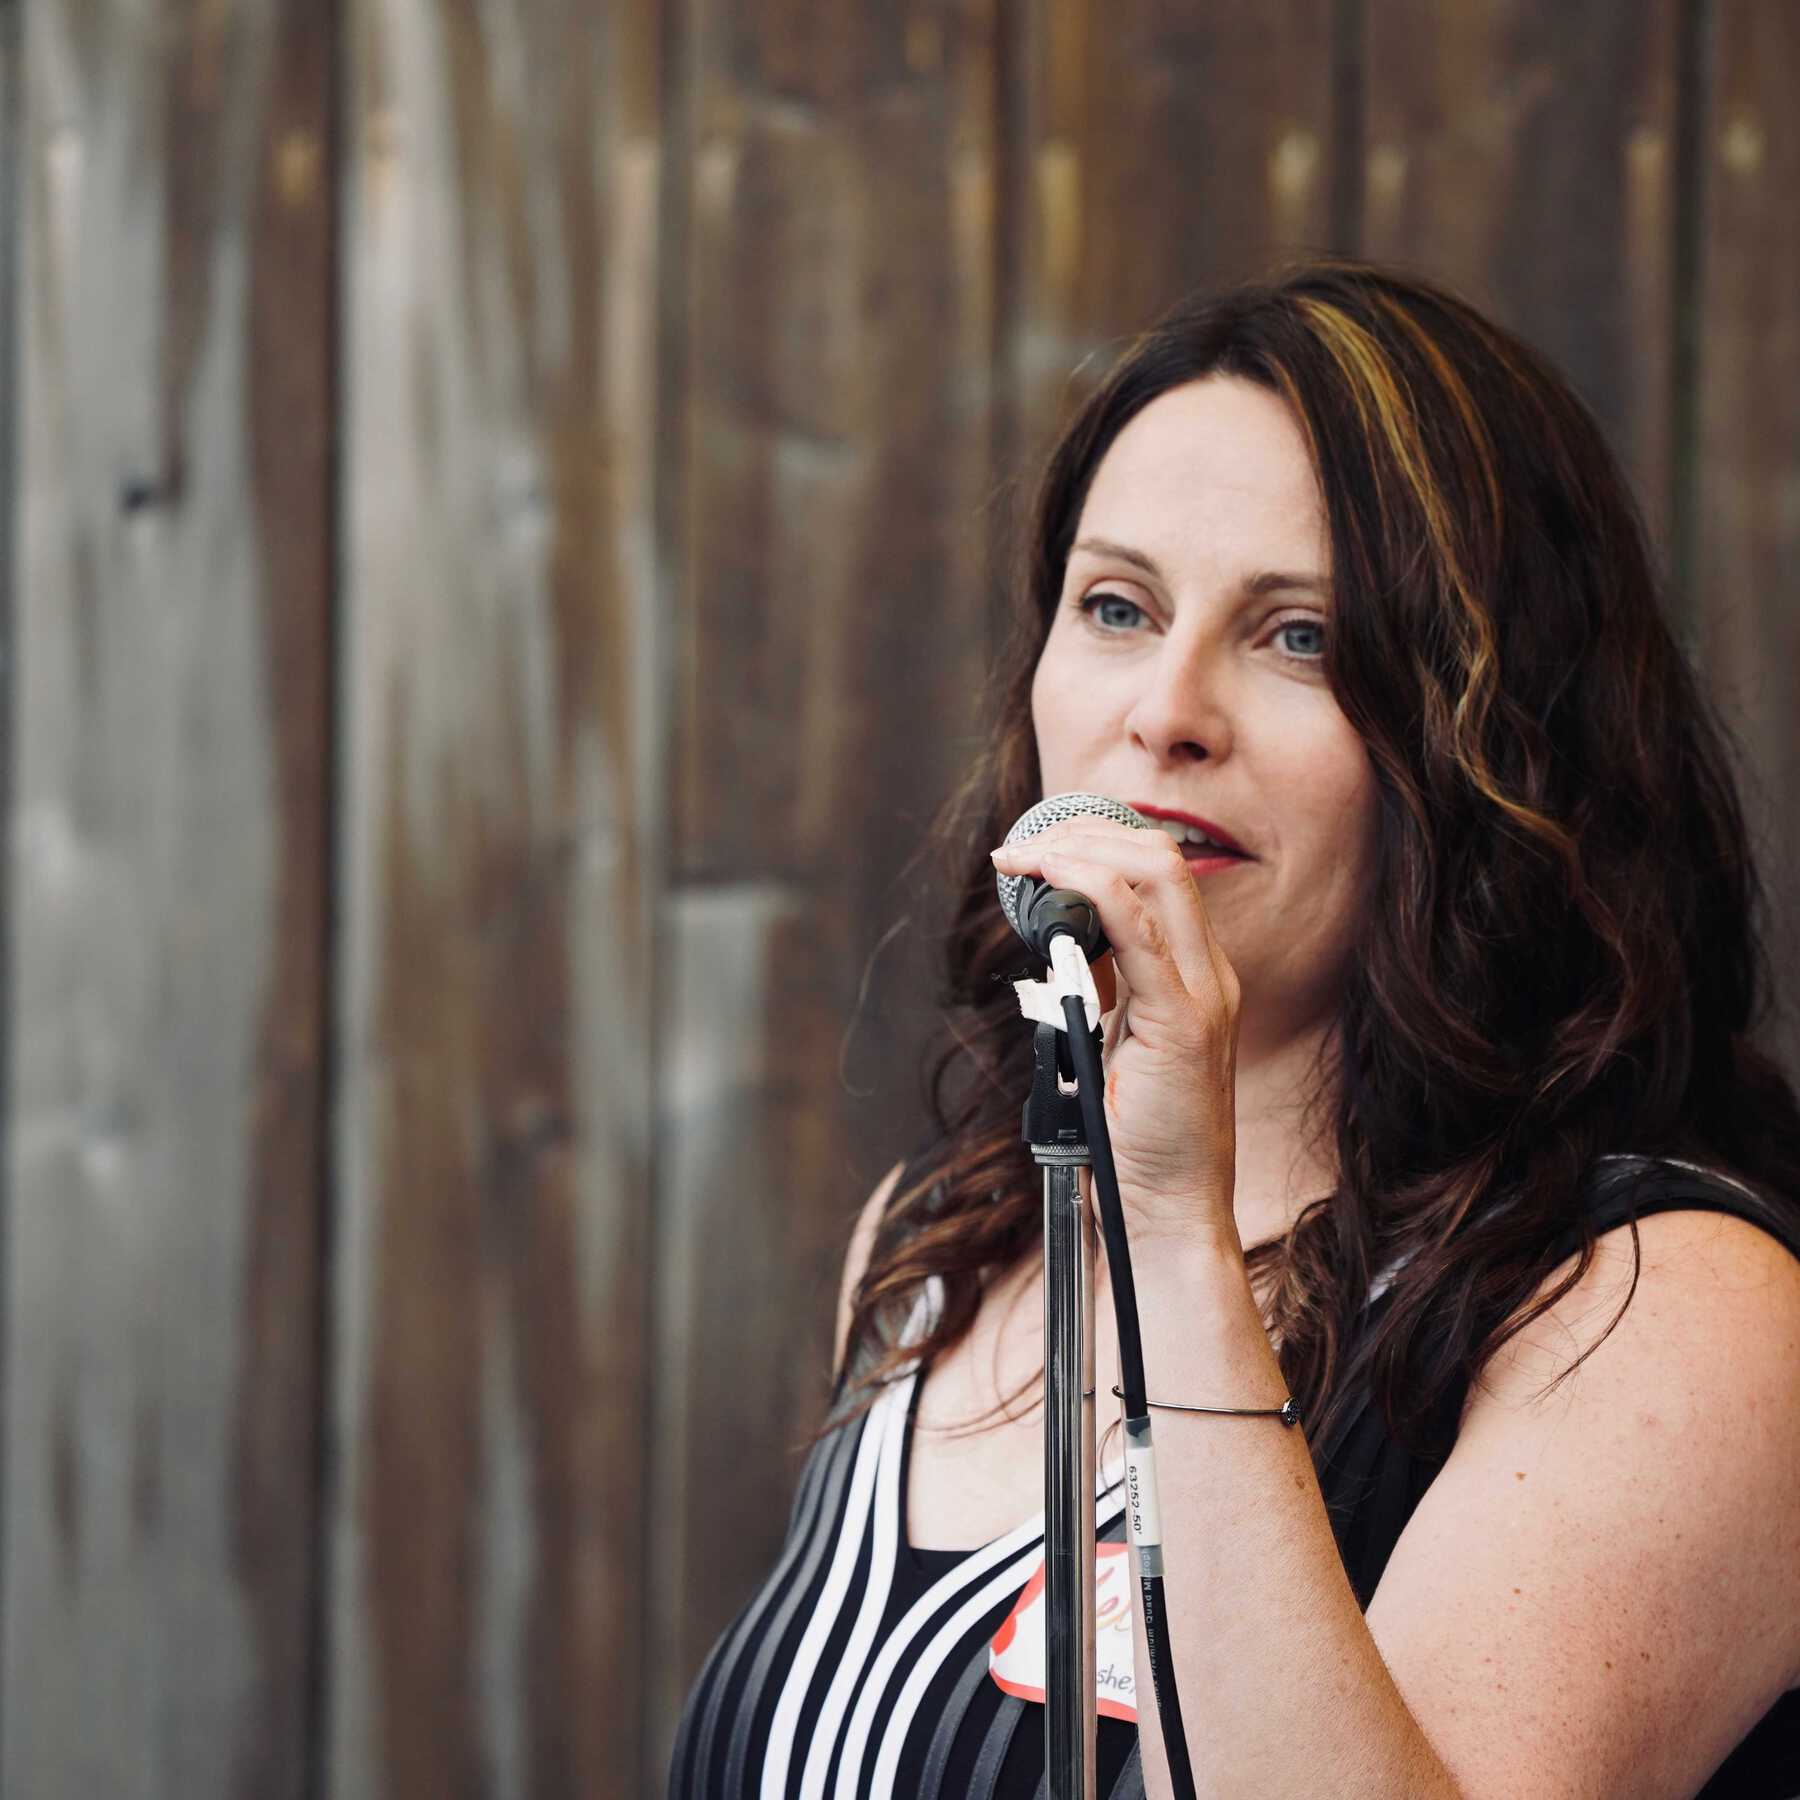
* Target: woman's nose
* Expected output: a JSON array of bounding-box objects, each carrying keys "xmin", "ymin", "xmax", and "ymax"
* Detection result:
[{"xmin": 1122, "ymin": 651, "xmax": 1233, "ymax": 764}]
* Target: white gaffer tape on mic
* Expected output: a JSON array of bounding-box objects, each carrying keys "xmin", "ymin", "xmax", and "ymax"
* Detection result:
[{"xmin": 1012, "ymin": 931, "xmax": 1101, "ymax": 1032}]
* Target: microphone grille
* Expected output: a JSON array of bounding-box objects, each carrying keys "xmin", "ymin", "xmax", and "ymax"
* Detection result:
[{"xmin": 995, "ymin": 792, "xmax": 1149, "ymax": 932}]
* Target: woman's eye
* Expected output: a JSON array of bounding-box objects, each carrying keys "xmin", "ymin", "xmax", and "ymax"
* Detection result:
[
  {"xmin": 1273, "ymin": 618, "xmax": 1326, "ymax": 660},
  {"xmin": 1075, "ymin": 594, "xmax": 1325, "ymax": 660},
  {"xmin": 1081, "ymin": 592, "xmax": 1147, "ymax": 631}
]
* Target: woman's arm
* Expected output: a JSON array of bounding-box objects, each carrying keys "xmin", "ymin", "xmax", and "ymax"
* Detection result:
[
  {"xmin": 1360, "ymin": 1206, "xmax": 1800, "ymax": 1795},
  {"xmin": 1119, "ymin": 1201, "xmax": 1800, "ymax": 1800},
  {"xmin": 1113, "ymin": 1219, "xmax": 1457, "ymax": 1798}
]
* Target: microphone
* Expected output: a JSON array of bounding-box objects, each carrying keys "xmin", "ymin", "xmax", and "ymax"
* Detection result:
[{"xmin": 995, "ymin": 792, "xmax": 1151, "ymax": 961}]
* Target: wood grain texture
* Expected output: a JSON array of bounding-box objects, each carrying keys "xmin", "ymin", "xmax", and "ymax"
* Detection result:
[
  {"xmin": 0, "ymin": 0, "xmax": 15, "ymax": 702},
  {"xmin": 2, "ymin": 1, "xmax": 332, "ymax": 1795},
  {"xmin": 1694, "ymin": 0, "xmax": 1800, "ymax": 1084},
  {"xmin": 652, "ymin": 0, "xmax": 1001, "ymax": 1774},
  {"xmin": 1359, "ymin": 0, "xmax": 1682, "ymax": 542},
  {"xmin": 1004, "ymin": 0, "xmax": 1338, "ymax": 469},
  {"xmin": 331, "ymin": 0, "xmax": 662, "ymax": 1795}
]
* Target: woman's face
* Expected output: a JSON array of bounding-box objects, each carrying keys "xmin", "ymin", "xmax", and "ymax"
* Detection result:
[{"xmin": 1030, "ymin": 374, "xmax": 1380, "ymax": 1047}]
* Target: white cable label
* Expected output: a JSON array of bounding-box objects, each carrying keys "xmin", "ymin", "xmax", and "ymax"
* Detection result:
[
  {"xmin": 1049, "ymin": 932, "xmax": 1102, "ymax": 1029},
  {"xmin": 1125, "ymin": 1444, "xmax": 1162, "ymax": 1547}
]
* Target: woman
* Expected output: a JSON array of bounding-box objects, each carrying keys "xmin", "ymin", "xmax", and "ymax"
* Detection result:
[{"xmin": 670, "ymin": 262, "xmax": 1800, "ymax": 1797}]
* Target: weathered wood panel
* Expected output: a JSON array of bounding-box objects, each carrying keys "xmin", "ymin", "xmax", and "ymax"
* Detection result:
[
  {"xmin": 1359, "ymin": 0, "xmax": 1682, "ymax": 546},
  {"xmin": 1694, "ymin": 1, "xmax": 1800, "ymax": 1085},
  {"xmin": 0, "ymin": 0, "xmax": 15, "ymax": 1351},
  {"xmin": 2, "ymin": 1, "xmax": 333, "ymax": 1795},
  {"xmin": 1005, "ymin": 0, "xmax": 1339, "ymax": 469},
  {"xmin": 0, "ymin": 0, "xmax": 15, "ymax": 705},
  {"xmin": 331, "ymin": 0, "xmax": 662, "ymax": 1795},
  {"xmin": 649, "ymin": 0, "xmax": 1002, "ymax": 1774}
]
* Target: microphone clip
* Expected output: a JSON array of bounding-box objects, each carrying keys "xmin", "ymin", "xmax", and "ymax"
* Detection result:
[{"xmin": 1021, "ymin": 1019, "xmax": 1097, "ymax": 1159}]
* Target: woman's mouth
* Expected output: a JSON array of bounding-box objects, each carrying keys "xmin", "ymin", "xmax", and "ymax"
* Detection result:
[
  {"xmin": 1181, "ymin": 846, "xmax": 1251, "ymax": 874},
  {"xmin": 1142, "ymin": 813, "xmax": 1253, "ymax": 865},
  {"xmin": 1137, "ymin": 806, "xmax": 1252, "ymax": 860}
]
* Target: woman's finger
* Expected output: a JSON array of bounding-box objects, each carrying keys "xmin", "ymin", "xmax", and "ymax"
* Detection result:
[
  {"xmin": 1004, "ymin": 818, "xmax": 1232, "ymax": 971},
  {"xmin": 992, "ymin": 822, "xmax": 1230, "ymax": 1003},
  {"xmin": 1000, "ymin": 845, "xmax": 1229, "ymax": 1032}
]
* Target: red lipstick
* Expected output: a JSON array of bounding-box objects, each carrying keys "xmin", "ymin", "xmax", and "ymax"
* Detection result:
[{"xmin": 1130, "ymin": 802, "xmax": 1254, "ymax": 858}]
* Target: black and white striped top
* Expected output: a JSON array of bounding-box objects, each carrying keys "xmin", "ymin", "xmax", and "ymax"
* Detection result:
[{"xmin": 667, "ymin": 1285, "xmax": 1146, "ymax": 1799}]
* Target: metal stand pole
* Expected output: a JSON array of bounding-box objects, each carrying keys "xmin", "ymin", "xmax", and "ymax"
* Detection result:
[
  {"xmin": 1043, "ymin": 1156, "xmax": 1098, "ymax": 1799},
  {"xmin": 1024, "ymin": 1022, "xmax": 1100, "ymax": 1800}
]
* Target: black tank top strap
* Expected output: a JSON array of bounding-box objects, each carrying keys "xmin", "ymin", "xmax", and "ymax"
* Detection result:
[{"xmin": 1545, "ymin": 1153, "xmax": 1800, "ymax": 1271}]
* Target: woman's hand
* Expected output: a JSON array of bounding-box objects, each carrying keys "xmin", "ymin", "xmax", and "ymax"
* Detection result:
[{"xmin": 991, "ymin": 814, "xmax": 1242, "ymax": 1249}]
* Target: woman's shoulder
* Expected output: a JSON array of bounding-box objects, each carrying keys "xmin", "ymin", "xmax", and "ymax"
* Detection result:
[
  {"xmin": 1416, "ymin": 1166, "xmax": 1800, "ymax": 1708},
  {"xmin": 832, "ymin": 1159, "xmax": 910, "ymax": 1376},
  {"xmin": 1371, "ymin": 1200, "xmax": 1800, "ymax": 1791},
  {"xmin": 1469, "ymin": 1158, "xmax": 1800, "ymax": 1501},
  {"xmin": 1484, "ymin": 1150, "xmax": 1800, "ymax": 1392},
  {"xmin": 830, "ymin": 1155, "xmax": 957, "ymax": 1398},
  {"xmin": 1533, "ymin": 1199, "xmax": 1800, "ymax": 1358},
  {"xmin": 1423, "ymin": 1154, "xmax": 1800, "ymax": 1594}
]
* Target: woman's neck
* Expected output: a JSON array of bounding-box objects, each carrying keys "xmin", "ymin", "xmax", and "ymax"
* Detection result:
[{"xmin": 1229, "ymin": 1015, "xmax": 1341, "ymax": 1253}]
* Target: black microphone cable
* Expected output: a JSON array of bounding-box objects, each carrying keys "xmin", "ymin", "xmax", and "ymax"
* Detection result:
[{"xmin": 1059, "ymin": 985, "xmax": 1199, "ymax": 1800}]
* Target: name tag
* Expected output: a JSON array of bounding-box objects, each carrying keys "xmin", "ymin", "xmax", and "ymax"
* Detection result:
[{"xmin": 988, "ymin": 1542, "xmax": 1138, "ymax": 1723}]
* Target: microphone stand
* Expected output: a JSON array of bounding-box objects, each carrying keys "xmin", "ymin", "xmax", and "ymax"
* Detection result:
[{"xmin": 1023, "ymin": 1019, "xmax": 1100, "ymax": 1800}]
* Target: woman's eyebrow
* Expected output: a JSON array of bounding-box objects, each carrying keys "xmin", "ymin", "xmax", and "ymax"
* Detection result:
[
  {"xmin": 1072, "ymin": 538, "xmax": 1329, "ymax": 600},
  {"xmin": 1245, "ymin": 570, "xmax": 1330, "ymax": 598},
  {"xmin": 1072, "ymin": 536, "xmax": 1164, "ymax": 578}
]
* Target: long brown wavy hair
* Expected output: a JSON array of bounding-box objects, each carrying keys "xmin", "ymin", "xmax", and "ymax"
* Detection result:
[{"xmin": 839, "ymin": 260, "xmax": 1800, "ymax": 1462}]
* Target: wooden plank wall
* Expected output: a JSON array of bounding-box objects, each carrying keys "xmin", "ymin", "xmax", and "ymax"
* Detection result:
[
  {"xmin": 330, "ymin": 2, "xmax": 662, "ymax": 1795},
  {"xmin": 4, "ymin": 3, "xmax": 334, "ymax": 1797},
  {"xmin": 1696, "ymin": 1, "xmax": 1800, "ymax": 1086},
  {"xmin": 1360, "ymin": 0, "xmax": 1683, "ymax": 550},
  {"xmin": 1, "ymin": 4, "xmax": 1794, "ymax": 1797},
  {"xmin": 1005, "ymin": 2, "xmax": 1340, "ymax": 463}
]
